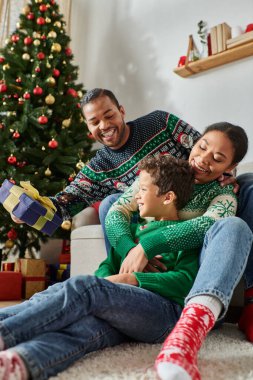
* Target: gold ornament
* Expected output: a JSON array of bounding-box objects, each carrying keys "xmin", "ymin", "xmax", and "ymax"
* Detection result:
[
  {"xmin": 5, "ymin": 239, "xmax": 14, "ymax": 248},
  {"xmin": 35, "ymin": 0, "xmax": 43, "ymax": 3},
  {"xmin": 45, "ymin": 94, "xmax": 55, "ymax": 105},
  {"xmin": 3, "ymin": 64, "xmax": 10, "ymax": 71},
  {"xmin": 41, "ymin": 146, "xmax": 46, "ymax": 151},
  {"xmin": 33, "ymin": 32, "xmax": 41, "ymax": 39},
  {"xmin": 16, "ymin": 22, "xmax": 21, "ymax": 29},
  {"xmin": 62, "ymin": 118, "xmax": 71, "ymax": 128},
  {"xmin": 46, "ymin": 77, "xmax": 56, "ymax": 87},
  {"xmin": 5, "ymin": 38, "xmax": 9, "ymax": 45},
  {"xmin": 48, "ymin": 31, "xmax": 57, "ymax": 39},
  {"xmin": 46, "ymin": 62, "xmax": 51, "ymax": 68},
  {"xmin": 22, "ymin": 5, "xmax": 31, "ymax": 15},
  {"xmin": 45, "ymin": 167, "xmax": 52, "ymax": 176},
  {"xmin": 61, "ymin": 220, "xmax": 72, "ymax": 230},
  {"xmin": 51, "ymin": 43, "xmax": 62, "ymax": 53},
  {"xmin": 33, "ymin": 39, "xmax": 41, "ymax": 46},
  {"xmin": 54, "ymin": 21, "xmax": 61, "ymax": 28},
  {"xmin": 22, "ymin": 53, "xmax": 30, "ymax": 60},
  {"xmin": 78, "ymin": 91, "xmax": 83, "ymax": 98},
  {"xmin": 46, "ymin": 17, "xmax": 51, "ymax": 23},
  {"xmin": 76, "ymin": 160, "xmax": 85, "ymax": 170}
]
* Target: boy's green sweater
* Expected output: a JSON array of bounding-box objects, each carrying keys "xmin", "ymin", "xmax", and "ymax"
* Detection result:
[{"xmin": 95, "ymin": 220, "xmax": 199, "ymax": 307}]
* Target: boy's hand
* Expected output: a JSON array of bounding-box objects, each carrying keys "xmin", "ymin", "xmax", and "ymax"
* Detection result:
[
  {"xmin": 119, "ymin": 244, "xmax": 148, "ymax": 274},
  {"xmin": 217, "ymin": 173, "xmax": 239, "ymax": 194},
  {"xmin": 144, "ymin": 255, "xmax": 167, "ymax": 273},
  {"xmin": 105, "ymin": 273, "xmax": 138, "ymax": 286}
]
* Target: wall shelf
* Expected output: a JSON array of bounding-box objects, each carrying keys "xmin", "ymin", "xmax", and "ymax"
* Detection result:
[{"xmin": 173, "ymin": 41, "xmax": 253, "ymax": 78}]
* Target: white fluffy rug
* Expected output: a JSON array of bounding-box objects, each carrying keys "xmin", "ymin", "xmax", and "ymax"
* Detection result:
[{"xmin": 50, "ymin": 323, "xmax": 253, "ymax": 380}]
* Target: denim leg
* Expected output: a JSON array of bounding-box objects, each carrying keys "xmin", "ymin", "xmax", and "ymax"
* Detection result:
[
  {"xmin": 14, "ymin": 315, "xmax": 127, "ymax": 380},
  {"xmin": 237, "ymin": 173, "xmax": 253, "ymax": 288},
  {"xmin": 0, "ymin": 276, "xmax": 181, "ymax": 367},
  {"xmin": 185, "ymin": 217, "xmax": 253, "ymax": 320},
  {"xmin": 99, "ymin": 193, "xmax": 122, "ymax": 254}
]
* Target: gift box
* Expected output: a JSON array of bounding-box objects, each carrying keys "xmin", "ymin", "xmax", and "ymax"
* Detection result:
[
  {"xmin": 0, "ymin": 271, "xmax": 22, "ymax": 300},
  {"xmin": 15, "ymin": 259, "xmax": 46, "ymax": 299},
  {"xmin": 2, "ymin": 262, "xmax": 15, "ymax": 271},
  {"xmin": 0, "ymin": 180, "xmax": 62, "ymax": 236},
  {"xmin": 59, "ymin": 253, "xmax": 71, "ymax": 264}
]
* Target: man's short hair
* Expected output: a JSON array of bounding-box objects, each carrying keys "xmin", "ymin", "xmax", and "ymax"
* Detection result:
[{"xmin": 80, "ymin": 88, "xmax": 120, "ymax": 111}]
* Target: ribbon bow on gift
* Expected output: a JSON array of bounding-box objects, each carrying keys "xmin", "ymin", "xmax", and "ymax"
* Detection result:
[{"xmin": 20, "ymin": 181, "xmax": 56, "ymax": 212}]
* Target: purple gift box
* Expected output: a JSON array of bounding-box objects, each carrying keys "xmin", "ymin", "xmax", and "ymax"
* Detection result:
[{"xmin": 0, "ymin": 179, "xmax": 62, "ymax": 236}]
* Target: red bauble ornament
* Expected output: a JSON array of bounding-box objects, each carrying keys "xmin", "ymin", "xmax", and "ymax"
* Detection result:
[
  {"xmin": 52, "ymin": 68, "xmax": 60, "ymax": 77},
  {"xmin": 0, "ymin": 57, "xmax": 5, "ymax": 63},
  {"xmin": 11, "ymin": 34, "xmax": 19, "ymax": 43},
  {"xmin": 16, "ymin": 161, "xmax": 27, "ymax": 168},
  {"xmin": 24, "ymin": 36, "xmax": 33, "ymax": 45},
  {"xmin": 51, "ymin": 0, "xmax": 55, "ymax": 4},
  {"xmin": 41, "ymin": 34, "xmax": 47, "ymax": 40},
  {"xmin": 16, "ymin": 77, "xmax": 22, "ymax": 83},
  {"xmin": 76, "ymin": 103, "xmax": 81, "ymax": 108},
  {"xmin": 38, "ymin": 115, "xmax": 48, "ymax": 124},
  {"xmin": 0, "ymin": 123, "xmax": 4, "ymax": 129},
  {"xmin": 12, "ymin": 131, "xmax": 20, "ymax": 139},
  {"xmin": 65, "ymin": 47, "xmax": 72, "ymax": 56},
  {"xmin": 35, "ymin": 67, "xmax": 41, "ymax": 73},
  {"xmin": 39, "ymin": 4, "xmax": 47, "ymax": 12},
  {"xmin": 37, "ymin": 17, "xmax": 45, "ymax": 25},
  {"xmin": 68, "ymin": 176, "xmax": 74, "ymax": 182},
  {"xmin": 0, "ymin": 84, "xmax": 7, "ymax": 93},
  {"xmin": 7, "ymin": 155, "xmax": 17, "ymax": 165},
  {"xmin": 37, "ymin": 52, "xmax": 45, "ymax": 60},
  {"xmin": 9, "ymin": 179, "xmax": 16, "ymax": 184},
  {"xmin": 67, "ymin": 88, "xmax": 78, "ymax": 97},
  {"xmin": 23, "ymin": 92, "xmax": 31, "ymax": 99},
  {"xmin": 33, "ymin": 86, "xmax": 43, "ymax": 95},
  {"xmin": 27, "ymin": 12, "xmax": 35, "ymax": 20},
  {"xmin": 18, "ymin": 98, "xmax": 24, "ymax": 105},
  {"xmin": 48, "ymin": 139, "xmax": 58, "ymax": 149},
  {"xmin": 13, "ymin": 93, "xmax": 19, "ymax": 99},
  {"xmin": 7, "ymin": 228, "xmax": 18, "ymax": 240}
]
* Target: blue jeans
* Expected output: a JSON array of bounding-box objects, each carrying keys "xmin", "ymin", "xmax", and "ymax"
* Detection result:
[{"xmin": 0, "ymin": 276, "xmax": 181, "ymax": 379}]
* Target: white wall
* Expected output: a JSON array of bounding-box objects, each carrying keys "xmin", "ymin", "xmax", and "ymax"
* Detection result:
[{"xmin": 71, "ymin": 0, "xmax": 253, "ymax": 163}]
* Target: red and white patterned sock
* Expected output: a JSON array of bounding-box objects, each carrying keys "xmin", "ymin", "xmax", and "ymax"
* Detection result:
[
  {"xmin": 155, "ymin": 303, "xmax": 215, "ymax": 380},
  {"xmin": 238, "ymin": 287, "xmax": 253, "ymax": 342},
  {"xmin": 0, "ymin": 350, "xmax": 28, "ymax": 380}
]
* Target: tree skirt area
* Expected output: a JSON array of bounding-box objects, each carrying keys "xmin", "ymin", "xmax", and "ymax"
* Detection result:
[{"xmin": 50, "ymin": 323, "xmax": 253, "ymax": 380}]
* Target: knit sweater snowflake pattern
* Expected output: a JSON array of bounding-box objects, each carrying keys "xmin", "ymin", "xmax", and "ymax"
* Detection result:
[
  {"xmin": 51, "ymin": 111, "xmax": 200, "ymax": 219},
  {"xmin": 105, "ymin": 180, "xmax": 238, "ymax": 259},
  {"xmin": 95, "ymin": 219, "xmax": 200, "ymax": 307}
]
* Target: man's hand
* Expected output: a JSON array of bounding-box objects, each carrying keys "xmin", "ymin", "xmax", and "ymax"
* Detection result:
[
  {"xmin": 105, "ymin": 273, "xmax": 138, "ymax": 286},
  {"xmin": 217, "ymin": 173, "xmax": 239, "ymax": 194},
  {"xmin": 143, "ymin": 255, "xmax": 167, "ymax": 273},
  {"xmin": 11, "ymin": 214, "xmax": 24, "ymax": 224},
  {"xmin": 119, "ymin": 244, "xmax": 148, "ymax": 274}
]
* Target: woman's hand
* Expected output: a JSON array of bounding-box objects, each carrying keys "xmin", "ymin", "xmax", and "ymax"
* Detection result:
[{"xmin": 217, "ymin": 173, "xmax": 239, "ymax": 194}]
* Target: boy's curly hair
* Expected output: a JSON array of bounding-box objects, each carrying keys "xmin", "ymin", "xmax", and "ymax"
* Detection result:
[{"xmin": 138, "ymin": 154, "xmax": 194, "ymax": 210}]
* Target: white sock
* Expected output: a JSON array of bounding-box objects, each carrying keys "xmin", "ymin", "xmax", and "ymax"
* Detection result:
[
  {"xmin": 157, "ymin": 362, "xmax": 192, "ymax": 380},
  {"xmin": 187, "ymin": 295, "xmax": 222, "ymax": 320}
]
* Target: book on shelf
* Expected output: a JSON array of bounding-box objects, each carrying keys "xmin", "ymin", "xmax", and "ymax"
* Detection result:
[
  {"xmin": 210, "ymin": 26, "xmax": 218, "ymax": 55},
  {"xmin": 222, "ymin": 22, "xmax": 231, "ymax": 50},
  {"xmin": 227, "ymin": 30, "xmax": 253, "ymax": 49},
  {"xmin": 217, "ymin": 23, "xmax": 223, "ymax": 53}
]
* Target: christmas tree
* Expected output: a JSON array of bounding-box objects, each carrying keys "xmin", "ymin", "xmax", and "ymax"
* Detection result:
[{"xmin": 0, "ymin": 0, "xmax": 93, "ymax": 259}]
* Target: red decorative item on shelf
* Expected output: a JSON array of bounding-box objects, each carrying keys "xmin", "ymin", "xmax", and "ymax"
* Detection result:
[
  {"xmin": 0, "ymin": 83, "xmax": 7, "ymax": 93},
  {"xmin": 48, "ymin": 139, "xmax": 58, "ymax": 149},
  {"xmin": 38, "ymin": 115, "xmax": 48, "ymax": 124},
  {"xmin": 7, "ymin": 155, "xmax": 17, "ymax": 165},
  {"xmin": 37, "ymin": 17, "xmax": 45, "ymax": 25},
  {"xmin": 24, "ymin": 36, "xmax": 33, "ymax": 45},
  {"xmin": 37, "ymin": 52, "xmax": 45, "ymax": 60},
  {"xmin": 33, "ymin": 86, "xmax": 43, "ymax": 95},
  {"xmin": 178, "ymin": 56, "xmax": 187, "ymax": 67},
  {"xmin": 245, "ymin": 24, "xmax": 253, "ymax": 33}
]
